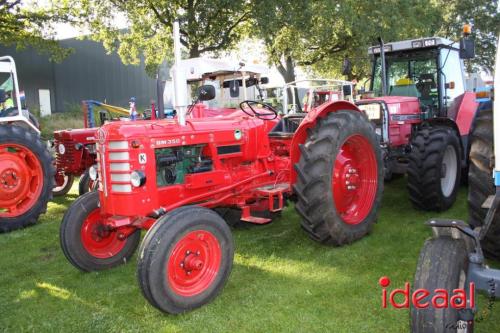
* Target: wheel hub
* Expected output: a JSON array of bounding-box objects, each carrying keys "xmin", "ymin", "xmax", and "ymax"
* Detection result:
[
  {"xmin": 80, "ymin": 210, "xmax": 126, "ymax": 258},
  {"xmin": 332, "ymin": 135, "xmax": 378, "ymax": 225},
  {"xmin": 167, "ymin": 230, "xmax": 222, "ymax": 296},
  {"xmin": 0, "ymin": 144, "xmax": 43, "ymax": 216}
]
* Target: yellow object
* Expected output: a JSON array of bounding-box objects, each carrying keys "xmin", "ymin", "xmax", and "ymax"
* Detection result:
[
  {"xmin": 396, "ymin": 78, "xmax": 413, "ymax": 85},
  {"xmin": 4, "ymin": 98, "xmax": 14, "ymax": 108},
  {"xmin": 98, "ymin": 103, "xmax": 130, "ymax": 116}
]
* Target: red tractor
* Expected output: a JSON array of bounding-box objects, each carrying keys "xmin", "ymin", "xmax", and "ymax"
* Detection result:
[
  {"xmin": 0, "ymin": 56, "xmax": 54, "ymax": 232},
  {"xmin": 354, "ymin": 30, "xmax": 480, "ymax": 211},
  {"xmin": 52, "ymin": 100, "xmax": 132, "ymax": 196},
  {"xmin": 60, "ymin": 21, "xmax": 383, "ymax": 314}
]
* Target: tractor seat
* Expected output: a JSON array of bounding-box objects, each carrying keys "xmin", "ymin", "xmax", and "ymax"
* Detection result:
[{"xmin": 268, "ymin": 114, "xmax": 305, "ymax": 138}]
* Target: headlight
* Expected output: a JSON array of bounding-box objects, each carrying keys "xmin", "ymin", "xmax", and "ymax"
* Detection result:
[
  {"xmin": 130, "ymin": 170, "xmax": 146, "ymax": 187},
  {"xmin": 58, "ymin": 143, "xmax": 66, "ymax": 155},
  {"xmin": 89, "ymin": 165, "xmax": 98, "ymax": 181}
]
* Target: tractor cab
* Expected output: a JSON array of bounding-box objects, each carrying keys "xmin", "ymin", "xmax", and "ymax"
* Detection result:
[
  {"xmin": 368, "ymin": 37, "xmax": 467, "ymax": 118},
  {"xmin": 173, "ymin": 57, "xmax": 270, "ymax": 119}
]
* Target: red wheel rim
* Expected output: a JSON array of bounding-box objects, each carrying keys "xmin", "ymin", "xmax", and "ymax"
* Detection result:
[
  {"xmin": 0, "ymin": 144, "xmax": 44, "ymax": 217},
  {"xmin": 332, "ymin": 134, "xmax": 378, "ymax": 225},
  {"xmin": 80, "ymin": 209, "xmax": 126, "ymax": 258},
  {"xmin": 167, "ymin": 230, "xmax": 222, "ymax": 297}
]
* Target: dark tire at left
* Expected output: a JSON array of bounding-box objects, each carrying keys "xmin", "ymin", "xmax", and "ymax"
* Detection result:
[
  {"xmin": 137, "ymin": 206, "xmax": 234, "ymax": 314},
  {"xmin": 60, "ymin": 191, "xmax": 141, "ymax": 271},
  {"xmin": 411, "ymin": 236, "xmax": 470, "ymax": 333},
  {"xmin": 0, "ymin": 125, "xmax": 54, "ymax": 232}
]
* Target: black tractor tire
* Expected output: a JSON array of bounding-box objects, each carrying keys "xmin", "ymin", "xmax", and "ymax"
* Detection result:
[
  {"xmin": 407, "ymin": 126, "xmax": 461, "ymax": 211},
  {"xmin": 411, "ymin": 236, "xmax": 470, "ymax": 333},
  {"xmin": 60, "ymin": 191, "xmax": 141, "ymax": 271},
  {"xmin": 78, "ymin": 168, "xmax": 96, "ymax": 196},
  {"xmin": 52, "ymin": 174, "xmax": 74, "ymax": 197},
  {"xmin": 293, "ymin": 110, "xmax": 384, "ymax": 246},
  {"xmin": 137, "ymin": 206, "xmax": 234, "ymax": 314},
  {"xmin": 0, "ymin": 125, "xmax": 54, "ymax": 232},
  {"xmin": 467, "ymin": 102, "xmax": 500, "ymax": 260}
]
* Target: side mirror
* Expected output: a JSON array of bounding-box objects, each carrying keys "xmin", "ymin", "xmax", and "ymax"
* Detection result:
[
  {"xmin": 459, "ymin": 37, "xmax": 475, "ymax": 59},
  {"xmin": 260, "ymin": 77, "xmax": 269, "ymax": 84},
  {"xmin": 197, "ymin": 85, "xmax": 216, "ymax": 101},
  {"xmin": 342, "ymin": 85, "xmax": 352, "ymax": 96},
  {"xmin": 0, "ymin": 89, "xmax": 5, "ymax": 103},
  {"xmin": 229, "ymin": 80, "xmax": 239, "ymax": 98},
  {"xmin": 342, "ymin": 57, "xmax": 352, "ymax": 76}
]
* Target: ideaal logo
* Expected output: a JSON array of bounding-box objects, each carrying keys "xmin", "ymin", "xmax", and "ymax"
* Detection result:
[{"xmin": 378, "ymin": 276, "xmax": 475, "ymax": 309}]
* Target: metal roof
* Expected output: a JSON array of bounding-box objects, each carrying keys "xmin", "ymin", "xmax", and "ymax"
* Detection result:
[
  {"xmin": 174, "ymin": 58, "xmax": 269, "ymax": 81},
  {"xmin": 368, "ymin": 37, "xmax": 458, "ymax": 55}
]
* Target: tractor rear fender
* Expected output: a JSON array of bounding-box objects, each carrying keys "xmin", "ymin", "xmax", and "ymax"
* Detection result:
[
  {"xmin": 423, "ymin": 118, "xmax": 464, "ymax": 161},
  {"xmin": 290, "ymin": 100, "xmax": 363, "ymax": 184}
]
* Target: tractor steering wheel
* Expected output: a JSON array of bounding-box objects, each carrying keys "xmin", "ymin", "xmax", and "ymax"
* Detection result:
[{"xmin": 239, "ymin": 100, "xmax": 278, "ymax": 120}]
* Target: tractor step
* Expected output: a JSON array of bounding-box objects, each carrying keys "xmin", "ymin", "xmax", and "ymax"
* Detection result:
[
  {"xmin": 254, "ymin": 183, "xmax": 289, "ymax": 212},
  {"xmin": 240, "ymin": 206, "xmax": 271, "ymax": 224}
]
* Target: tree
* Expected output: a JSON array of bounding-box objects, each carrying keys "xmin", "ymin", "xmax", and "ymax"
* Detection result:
[
  {"xmin": 0, "ymin": 0, "xmax": 71, "ymax": 61},
  {"xmin": 436, "ymin": 0, "xmax": 499, "ymax": 74},
  {"xmin": 60, "ymin": 0, "xmax": 252, "ymax": 74}
]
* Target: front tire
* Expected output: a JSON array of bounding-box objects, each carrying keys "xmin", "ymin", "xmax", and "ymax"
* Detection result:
[
  {"xmin": 411, "ymin": 237, "xmax": 470, "ymax": 333},
  {"xmin": 78, "ymin": 168, "xmax": 96, "ymax": 196},
  {"xmin": 467, "ymin": 102, "xmax": 500, "ymax": 260},
  {"xmin": 0, "ymin": 125, "xmax": 54, "ymax": 232},
  {"xmin": 60, "ymin": 191, "xmax": 141, "ymax": 271},
  {"xmin": 137, "ymin": 206, "xmax": 234, "ymax": 314},
  {"xmin": 407, "ymin": 126, "xmax": 461, "ymax": 211},
  {"xmin": 52, "ymin": 174, "xmax": 74, "ymax": 196},
  {"xmin": 293, "ymin": 110, "xmax": 383, "ymax": 245}
]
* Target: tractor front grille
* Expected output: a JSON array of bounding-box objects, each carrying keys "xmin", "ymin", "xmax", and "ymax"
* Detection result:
[
  {"xmin": 97, "ymin": 140, "xmax": 132, "ymax": 194},
  {"xmin": 54, "ymin": 138, "xmax": 76, "ymax": 170}
]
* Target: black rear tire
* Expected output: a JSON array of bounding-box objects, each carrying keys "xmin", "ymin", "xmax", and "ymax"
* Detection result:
[
  {"xmin": 411, "ymin": 236, "xmax": 469, "ymax": 333},
  {"xmin": 52, "ymin": 174, "xmax": 74, "ymax": 196},
  {"xmin": 407, "ymin": 126, "xmax": 461, "ymax": 211},
  {"xmin": 467, "ymin": 102, "xmax": 500, "ymax": 260},
  {"xmin": 60, "ymin": 191, "xmax": 141, "ymax": 271},
  {"xmin": 137, "ymin": 206, "xmax": 234, "ymax": 314},
  {"xmin": 293, "ymin": 110, "xmax": 383, "ymax": 245},
  {"xmin": 0, "ymin": 125, "xmax": 54, "ymax": 232}
]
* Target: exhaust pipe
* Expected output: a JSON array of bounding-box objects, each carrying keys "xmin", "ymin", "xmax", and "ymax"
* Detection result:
[
  {"xmin": 172, "ymin": 19, "xmax": 188, "ymax": 126},
  {"xmin": 378, "ymin": 37, "xmax": 388, "ymax": 96}
]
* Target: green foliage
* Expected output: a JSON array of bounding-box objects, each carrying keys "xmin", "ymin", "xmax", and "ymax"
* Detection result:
[
  {"xmin": 0, "ymin": 0, "xmax": 72, "ymax": 62},
  {"xmin": 59, "ymin": 0, "xmax": 252, "ymax": 75},
  {"xmin": 252, "ymin": 0, "xmax": 498, "ymax": 82},
  {"xmin": 435, "ymin": 0, "xmax": 499, "ymax": 74},
  {"xmin": 0, "ymin": 179, "xmax": 499, "ymax": 332}
]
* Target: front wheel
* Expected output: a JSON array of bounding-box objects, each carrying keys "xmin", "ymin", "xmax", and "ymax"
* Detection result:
[
  {"xmin": 60, "ymin": 191, "xmax": 141, "ymax": 271},
  {"xmin": 52, "ymin": 174, "xmax": 74, "ymax": 196},
  {"xmin": 78, "ymin": 168, "xmax": 96, "ymax": 196},
  {"xmin": 293, "ymin": 110, "xmax": 383, "ymax": 245},
  {"xmin": 137, "ymin": 206, "xmax": 234, "ymax": 314},
  {"xmin": 411, "ymin": 236, "xmax": 471, "ymax": 332}
]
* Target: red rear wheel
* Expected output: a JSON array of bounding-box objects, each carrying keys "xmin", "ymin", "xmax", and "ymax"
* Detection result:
[
  {"xmin": 137, "ymin": 206, "xmax": 234, "ymax": 314},
  {"xmin": 332, "ymin": 135, "xmax": 378, "ymax": 225},
  {"xmin": 0, "ymin": 125, "xmax": 53, "ymax": 233},
  {"xmin": 0, "ymin": 143, "xmax": 44, "ymax": 217},
  {"xmin": 294, "ymin": 110, "xmax": 383, "ymax": 245}
]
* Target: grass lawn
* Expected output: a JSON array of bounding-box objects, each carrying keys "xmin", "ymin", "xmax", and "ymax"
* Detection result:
[{"xmin": 0, "ymin": 178, "xmax": 499, "ymax": 332}]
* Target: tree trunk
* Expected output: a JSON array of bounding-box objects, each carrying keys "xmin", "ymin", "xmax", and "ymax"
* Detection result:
[{"xmin": 276, "ymin": 54, "xmax": 302, "ymax": 112}]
